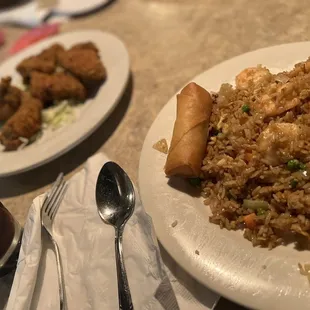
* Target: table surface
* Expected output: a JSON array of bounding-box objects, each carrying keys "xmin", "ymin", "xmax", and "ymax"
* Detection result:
[{"xmin": 1, "ymin": 0, "xmax": 310, "ymax": 309}]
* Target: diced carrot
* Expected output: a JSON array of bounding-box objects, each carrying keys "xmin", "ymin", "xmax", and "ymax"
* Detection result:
[
  {"xmin": 244, "ymin": 213, "xmax": 256, "ymax": 229},
  {"xmin": 244, "ymin": 151, "xmax": 253, "ymax": 163}
]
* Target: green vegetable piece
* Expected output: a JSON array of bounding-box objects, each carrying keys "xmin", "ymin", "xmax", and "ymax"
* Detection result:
[
  {"xmin": 188, "ymin": 178, "xmax": 201, "ymax": 187},
  {"xmin": 287, "ymin": 159, "xmax": 307, "ymax": 171},
  {"xmin": 257, "ymin": 208, "xmax": 266, "ymax": 216},
  {"xmin": 242, "ymin": 199, "xmax": 269, "ymax": 210},
  {"xmin": 290, "ymin": 179, "xmax": 298, "ymax": 188},
  {"xmin": 287, "ymin": 159, "xmax": 301, "ymax": 171},
  {"xmin": 227, "ymin": 190, "xmax": 235, "ymax": 200},
  {"xmin": 242, "ymin": 104, "xmax": 250, "ymax": 113}
]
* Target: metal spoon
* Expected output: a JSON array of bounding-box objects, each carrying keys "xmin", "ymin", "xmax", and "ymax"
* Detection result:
[{"xmin": 96, "ymin": 161, "xmax": 135, "ymax": 310}]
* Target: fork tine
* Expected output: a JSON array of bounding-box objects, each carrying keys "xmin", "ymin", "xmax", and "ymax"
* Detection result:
[
  {"xmin": 48, "ymin": 173, "xmax": 64, "ymax": 200},
  {"xmin": 46, "ymin": 179, "xmax": 66, "ymax": 216},
  {"xmin": 50, "ymin": 182, "xmax": 68, "ymax": 220},
  {"xmin": 42, "ymin": 173, "xmax": 64, "ymax": 212}
]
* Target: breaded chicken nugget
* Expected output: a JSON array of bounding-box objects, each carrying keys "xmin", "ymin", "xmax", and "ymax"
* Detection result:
[
  {"xmin": 17, "ymin": 43, "xmax": 64, "ymax": 79},
  {"xmin": 39, "ymin": 43, "xmax": 64, "ymax": 62},
  {"xmin": 70, "ymin": 42, "xmax": 98, "ymax": 52},
  {"xmin": 30, "ymin": 71, "xmax": 87, "ymax": 102},
  {"xmin": 57, "ymin": 43, "xmax": 106, "ymax": 82},
  {"xmin": 0, "ymin": 77, "xmax": 22, "ymax": 121},
  {"xmin": 0, "ymin": 92, "xmax": 43, "ymax": 151}
]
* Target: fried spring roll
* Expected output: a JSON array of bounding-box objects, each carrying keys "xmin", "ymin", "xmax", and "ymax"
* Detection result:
[{"xmin": 165, "ymin": 82, "xmax": 213, "ymax": 177}]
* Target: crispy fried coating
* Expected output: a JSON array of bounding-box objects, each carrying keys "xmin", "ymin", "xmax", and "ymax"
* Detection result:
[
  {"xmin": 0, "ymin": 92, "xmax": 43, "ymax": 151},
  {"xmin": 71, "ymin": 42, "xmax": 99, "ymax": 52},
  {"xmin": 0, "ymin": 77, "xmax": 22, "ymax": 121},
  {"xmin": 16, "ymin": 43, "xmax": 65, "ymax": 79},
  {"xmin": 39, "ymin": 43, "xmax": 64, "ymax": 62},
  {"xmin": 57, "ymin": 42, "xmax": 106, "ymax": 82},
  {"xmin": 30, "ymin": 71, "xmax": 87, "ymax": 102}
]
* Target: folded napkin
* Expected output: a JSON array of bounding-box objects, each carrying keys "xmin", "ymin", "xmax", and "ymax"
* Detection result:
[{"xmin": 6, "ymin": 153, "xmax": 219, "ymax": 310}]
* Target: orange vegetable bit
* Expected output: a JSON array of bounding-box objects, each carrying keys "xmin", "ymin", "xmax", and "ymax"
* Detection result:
[{"xmin": 244, "ymin": 213, "xmax": 256, "ymax": 229}]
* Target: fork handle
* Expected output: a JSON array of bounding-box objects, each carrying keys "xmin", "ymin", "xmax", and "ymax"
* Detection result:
[{"xmin": 51, "ymin": 238, "xmax": 66, "ymax": 310}]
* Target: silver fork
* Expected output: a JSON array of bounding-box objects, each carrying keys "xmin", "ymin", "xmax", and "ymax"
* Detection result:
[{"xmin": 41, "ymin": 173, "xmax": 68, "ymax": 310}]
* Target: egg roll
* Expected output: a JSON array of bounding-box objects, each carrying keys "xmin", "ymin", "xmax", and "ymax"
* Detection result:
[{"xmin": 165, "ymin": 82, "xmax": 213, "ymax": 177}]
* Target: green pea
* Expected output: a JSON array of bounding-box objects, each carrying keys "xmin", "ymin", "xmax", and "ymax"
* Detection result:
[
  {"xmin": 290, "ymin": 179, "xmax": 298, "ymax": 188},
  {"xmin": 242, "ymin": 105, "xmax": 250, "ymax": 113},
  {"xmin": 287, "ymin": 159, "xmax": 307, "ymax": 171},
  {"xmin": 287, "ymin": 159, "xmax": 301, "ymax": 171}
]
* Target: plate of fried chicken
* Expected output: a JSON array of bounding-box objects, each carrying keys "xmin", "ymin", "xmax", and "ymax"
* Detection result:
[{"xmin": 0, "ymin": 30, "xmax": 129, "ymax": 176}]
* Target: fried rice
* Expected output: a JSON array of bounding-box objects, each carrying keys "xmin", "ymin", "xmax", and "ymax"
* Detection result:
[{"xmin": 202, "ymin": 59, "xmax": 310, "ymax": 249}]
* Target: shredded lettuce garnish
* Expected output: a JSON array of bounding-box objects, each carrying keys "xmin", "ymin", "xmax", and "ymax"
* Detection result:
[{"xmin": 42, "ymin": 100, "xmax": 77, "ymax": 130}]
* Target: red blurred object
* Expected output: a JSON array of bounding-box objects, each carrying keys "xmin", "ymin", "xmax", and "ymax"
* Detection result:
[{"xmin": 9, "ymin": 23, "xmax": 60, "ymax": 55}]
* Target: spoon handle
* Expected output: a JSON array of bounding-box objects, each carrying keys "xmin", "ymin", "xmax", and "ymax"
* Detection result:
[{"xmin": 115, "ymin": 227, "xmax": 134, "ymax": 310}]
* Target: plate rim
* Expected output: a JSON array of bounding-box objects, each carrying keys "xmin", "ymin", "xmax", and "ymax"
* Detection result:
[
  {"xmin": 55, "ymin": 0, "xmax": 113, "ymax": 15},
  {"xmin": 138, "ymin": 41, "xmax": 310, "ymax": 310},
  {"xmin": 0, "ymin": 30, "xmax": 130, "ymax": 177}
]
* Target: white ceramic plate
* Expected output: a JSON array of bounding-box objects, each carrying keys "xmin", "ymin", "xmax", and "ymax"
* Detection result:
[
  {"xmin": 139, "ymin": 42, "xmax": 310, "ymax": 310},
  {"xmin": 0, "ymin": 30, "xmax": 129, "ymax": 177}
]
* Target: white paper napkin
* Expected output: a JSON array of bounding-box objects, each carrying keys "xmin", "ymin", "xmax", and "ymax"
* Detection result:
[{"xmin": 6, "ymin": 153, "xmax": 219, "ymax": 310}]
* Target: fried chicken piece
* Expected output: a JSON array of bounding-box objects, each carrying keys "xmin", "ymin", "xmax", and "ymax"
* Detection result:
[
  {"xmin": 0, "ymin": 92, "xmax": 43, "ymax": 151},
  {"xmin": 39, "ymin": 43, "xmax": 64, "ymax": 62},
  {"xmin": 57, "ymin": 42, "xmax": 106, "ymax": 82},
  {"xmin": 16, "ymin": 43, "xmax": 65, "ymax": 79},
  {"xmin": 0, "ymin": 77, "xmax": 22, "ymax": 121},
  {"xmin": 71, "ymin": 42, "xmax": 98, "ymax": 52},
  {"xmin": 17, "ymin": 57, "xmax": 54, "ymax": 80},
  {"xmin": 30, "ymin": 71, "xmax": 87, "ymax": 102}
]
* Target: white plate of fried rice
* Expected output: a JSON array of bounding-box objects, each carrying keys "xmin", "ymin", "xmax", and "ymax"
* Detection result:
[{"xmin": 139, "ymin": 42, "xmax": 310, "ymax": 310}]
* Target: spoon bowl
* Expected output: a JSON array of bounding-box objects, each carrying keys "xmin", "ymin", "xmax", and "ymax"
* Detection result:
[{"xmin": 96, "ymin": 161, "xmax": 135, "ymax": 228}]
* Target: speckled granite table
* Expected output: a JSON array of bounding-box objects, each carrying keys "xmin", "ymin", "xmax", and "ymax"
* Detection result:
[{"xmin": 1, "ymin": 0, "xmax": 310, "ymax": 308}]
